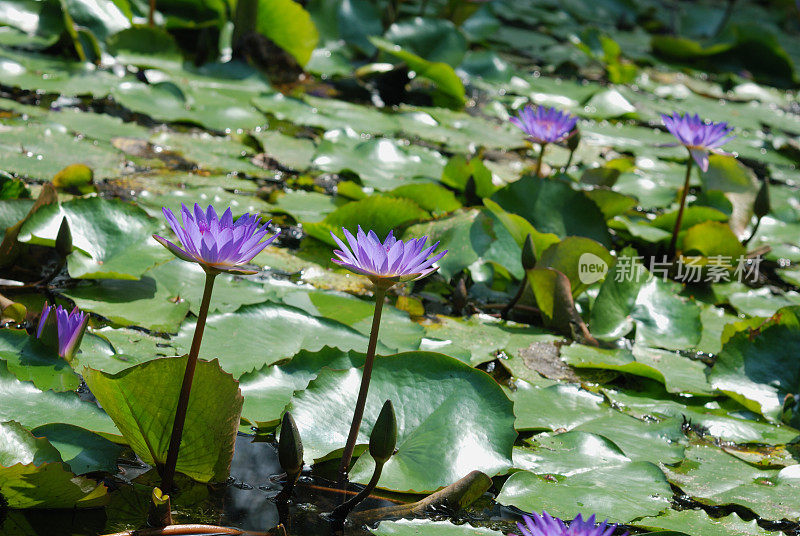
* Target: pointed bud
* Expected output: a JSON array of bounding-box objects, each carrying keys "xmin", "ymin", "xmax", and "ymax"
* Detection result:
[
  {"xmin": 369, "ymin": 400, "xmax": 397, "ymax": 465},
  {"xmin": 464, "ymin": 175, "xmax": 479, "ymax": 206},
  {"xmin": 754, "ymin": 179, "xmax": 770, "ymax": 219},
  {"xmin": 55, "ymin": 217, "xmax": 73, "ymax": 258},
  {"xmin": 567, "ymin": 129, "xmax": 581, "ymax": 152},
  {"xmin": 278, "ymin": 412, "xmax": 303, "ymax": 478},
  {"xmin": 522, "ymin": 234, "xmax": 536, "ymax": 271}
]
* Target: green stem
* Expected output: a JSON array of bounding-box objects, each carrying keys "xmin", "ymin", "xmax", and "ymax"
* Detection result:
[
  {"xmin": 337, "ymin": 286, "xmax": 387, "ymax": 485},
  {"xmin": 563, "ymin": 147, "xmax": 575, "ymax": 173},
  {"xmin": 331, "ymin": 461, "xmax": 385, "ymax": 523},
  {"xmin": 534, "ymin": 143, "xmax": 548, "ymax": 177},
  {"xmin": 501, "ymin": 279, "xmax": 527, "ymax": 320},
  {"xmin": 161, "ymin": 270, "xmax": 217, "ymax": 492},
  {"xmin": 668, "ymin": 156, "xmax": 694, "ymax": 258},
  {"xmin": 742, "ymin": 216, "xmax": 762, "ymax": 247}
]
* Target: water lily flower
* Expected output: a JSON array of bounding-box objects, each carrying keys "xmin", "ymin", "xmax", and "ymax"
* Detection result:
[
  {"xmin": 510, "ymin": 106, "xmax": 577, "ymax": 176},
  {"xmin": 154, "ymin": 203, "xmax": 280, "ymax": 493},
  {"xmin": 37, "ymin": 303, "xmax": 89, "ymax": 361},
  {"xmin": 510, "ymin": 105, "xmax": 578, "ymax": 145},
  {"xmin": 513, "ymin": 511, "xmax": 625, "ymax": 536},
  {"xmin": 153, "ymin": 203, "xmax": 279, "ymax": 275},
  {"xmin": 661, "ymin": 112, "xmax": 735, "ymax": 172},
  {"xmin": 332, "ymin": 226, "xmax": 446, "ymax": 483},
  {"xmin": 331, "ymin": 226, "xmax": 447, "ymax": 288}
]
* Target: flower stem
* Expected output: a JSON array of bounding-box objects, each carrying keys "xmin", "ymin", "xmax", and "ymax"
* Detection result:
[
  {"xmin": 330, "ymin": 460, "xmax": 385, "ymax": 524},
  {"xmin": 161, "ymin": 270, "xmax": 217, "ymax": 493},
  {"xmin": 337, "ymin": 286, "xmax": 387, "ymax": 485},
  {"xmin": 668, "ymin": 156, "xmax": 694, "ymax": 258},
  {"xmin": 534, "ymin": 143, "xmax": 548, "ymax": 177}
]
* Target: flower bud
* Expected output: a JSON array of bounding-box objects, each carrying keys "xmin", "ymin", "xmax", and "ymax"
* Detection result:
[
  {"xmin": 55, "ymin": 216, "xmax": 73, "ymax": 258},
  {"xmin": 369, "ymin": 400, "xmax": 397, "ymax": 465},
  {"xmin": 278, "ymin": 412, "xmax": 304, "ymax": 478},
  {"xmin": 567, "ymin": 128, "xmax": 581, "ymax": 152},
  {"xmin": 522, "ymin": 234, "xmax": 536, "ymax": 271},
  {"xmin": 754, "ymin": 179, "xmax": 770, "ymax": 219}
]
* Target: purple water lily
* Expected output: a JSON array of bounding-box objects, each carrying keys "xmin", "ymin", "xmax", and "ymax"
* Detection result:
[
  {"xmin": 153, "ymin": 203, "xmax": 279, "ymax": 274},
  {"xmin": 331, "ymin": 226, "xmax": 447, "ymax": 287},
  {"xmin": 37, "ymin": 303, "xmax": 89, "ymax": 361},
  {"xmin": 510, "ymin": 106, "xmax": 578, "ymax": 145},
  {"xmin": 512, "ymin": 511, "xmax": 625, "ymax": 536},
  {"xmin": 662, "ymin": 112, "xmax": 735, "ymax": 172}
]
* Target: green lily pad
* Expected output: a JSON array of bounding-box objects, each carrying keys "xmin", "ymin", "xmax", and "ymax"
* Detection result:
[
  {"xmin": 31, "ymin": 423, "xmax": 123, "ymax": 475},
  {"xmin": 84, "ymin": 356, "xmax": 242, "ymax": 483},
  {"xmin": 304, "ymin": 194, "xmax": 429, "ymax": 246},
  {"xmin": 0, "ymin": 329, "xmax": 81, "ymax": 392},
  {"xmin": 61, "ymin": 275, "xmax": 190, "ymax": 333},
  {"xmin": 636, "ymin": 508, "xmax": 773, "ymax": 536},
  {"xmin": 535, "ymin": 237, "xmax": 613, "ymax": 297},
  {"xmin": 17, "ymin": 197, "xmax": 168, "ymax": 280},
  {"xmin": 256, "ymin": 0, "xmax": 319, "ymax": 67},
  {"xmin": 238, "ymin": 347, "xmax": 363, "ymax": 429},
  {"xmin": 663, "ymin": 445, "xmax": 800, "ymax": 520},
  {"xmin": 312, "ymin": 135, "xmax": 445, "ymax": 191},
  {"xmin": 173, "ymin": 302, "xmax": 377, "ymax": 378},
  {"xmin": 419, "ymin": 314, "xmax": 559, "ymax": 366},
  {"xmin": 403, "ymin": 208, "xmax": 525, "ymax": 280},
  {"xmin": 509, "ymin": 381, "xmax": 616, "ymax": 432},
  {"xmin": 0, "ymin": 361, "xmax": 118, "ymax": 438},
  {"xmin": 288, "ymin": 352, "xmax": 516, "ymax": 492},
  {"xmin": 709, "ymin": 316, "xmax": 800, "ymax": 423},
  {"xmin": 371, "ymin": 519, "xmax": 502, "ymax": 536},
  {"xmin": 632, "ymin": 278, "xmax": 702, "ymax": 351},
  {"xmin": 497, "ymin": 462, "xmax": 672, "ymax": 523},
  {"xmin": 148, "ymin": 260, "xmax": 285, "ymax": 315},
  {"xmin": 0, "ymin": 421, "xmax": 108, "ymax": 509},
  {"xmin": 282, "ymin": 289, "xmax": 423, "ymax": 352},
  {"xmin": 574, "ymin": 413, "xmax": 687, "ymax": 465},
  {"xmin": 491, "ymin": 176, "xmax": 610, "ymax": 247},
  {"xmin": 561, "ymin": 343, "xmax": 712, "ymax": 395},
  {"xmin": 513, "ymin": 431, "xmax": 631, "ymax": 475},
  {"xmin": 589, "ymin": 248, "xmax": 648, "ymax": 340}
]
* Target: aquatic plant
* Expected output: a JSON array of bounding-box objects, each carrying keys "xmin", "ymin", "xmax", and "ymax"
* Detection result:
[
  {"xmin": 331, "ymin": 226, "xmax": 446, "ymax": 481},
  {"xmin": 36, "ymin": 303, "xmax": 89, "ymax": 361},
  {"xmin": 153, "ymin": 203, "xmax": 279, "ymax": 492},
  {"xmin": 510, "ymin": 105, "xmax": 578, "ymax": 176}
]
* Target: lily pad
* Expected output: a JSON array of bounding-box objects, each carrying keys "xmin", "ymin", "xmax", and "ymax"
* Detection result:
[
  {"xmin": 0, "ymin": 361, "xmax": 118, "ymax": 438},
  {"xmin": 371, "ymin": 519, "xmax": 502, "ymax": 536},
  {"xmin": 0, "ymin": 421, "xmax": 108, "ymax": 509},
  {"xmin": 84, "ymin": 357, "xmax": 243, "ymax": 483},
  {"xmin": 288, "ymin": 352, "xmax": 516, "ymax": 492},
  {"xmin": 173, "ymin": 302, "xmax": 377, "ymax": 377},
  {"xmin": 0, "ymin": 329, "xmax": 81, "ymax": 392},
  {"xmin": 491, "ymin": 176, "xmax": 610, "ymax": 247},
  {"xmin": 709, "ymin": 317, "xmax": 800, "ymax": 423},
  {"xmin": 497, "ymin": 462, "xmax": 673, "ymax": 523},
  {"xmin": 18, "ymin": 197, "xmax": 168, "ymax": 280},
  {"xmin": 663, "ymin": 445, "xmax": 800, "ymax": 520}
]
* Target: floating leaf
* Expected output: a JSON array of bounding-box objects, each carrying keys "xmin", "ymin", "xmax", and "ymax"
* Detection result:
[
  {"xmin": 497, "ymin": 462, "xmax": 672, "ymax": 523},
  {"xmin": 84, "ymin": 357, "xmax": 242, "ymax": 483},
  {"xmin": 288, "ymin": 352, "xmax": 516, "ymax": 492}
]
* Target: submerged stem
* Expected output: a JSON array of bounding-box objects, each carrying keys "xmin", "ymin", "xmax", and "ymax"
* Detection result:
[
  {"xmin": 668, "ymin": 156, "xmax": 694, "ymax": 258},
  {"xmin": 337, "ymin": 286, "xmax": 387, "ymax": 485},
  {"xmin": 161, "ymin": 270, "xmax": 217, "ymax": 493}
]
